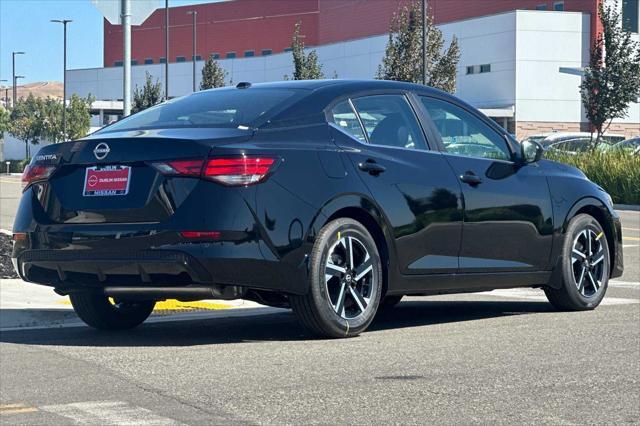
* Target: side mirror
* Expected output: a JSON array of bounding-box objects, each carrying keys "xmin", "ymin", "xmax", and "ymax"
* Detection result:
[{"xmin": 521, "ymin": 140, "xmax": 544, "ymax": 164}]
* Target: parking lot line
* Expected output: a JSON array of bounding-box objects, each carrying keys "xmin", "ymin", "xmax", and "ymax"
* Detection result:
[{"xmin": 40, "ymin": 401, "xmax": 180, "ymax": 425}]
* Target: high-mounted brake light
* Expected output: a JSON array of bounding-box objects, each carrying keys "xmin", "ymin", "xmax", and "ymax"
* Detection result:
[
  {"xmin": 203, "ymin": 157, "xmax": 276, "ymax": 186},
  {"xmin": 180, "ymin": 231, "xmax": 221, "ymax": 239},
  {"xmin": 21, "ymin": 164, "xmax": 56, "ymax": 190}
]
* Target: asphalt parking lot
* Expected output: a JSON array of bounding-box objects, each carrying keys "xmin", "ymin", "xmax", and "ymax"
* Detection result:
[{"xmin": 0, "ymin": 174, "xmax": 638, "ymax": 424}]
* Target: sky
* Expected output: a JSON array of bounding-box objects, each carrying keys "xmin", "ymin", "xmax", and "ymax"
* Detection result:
[{"xmin": 0, "ymin": 0, "xmax": 219, "ymax": 85}]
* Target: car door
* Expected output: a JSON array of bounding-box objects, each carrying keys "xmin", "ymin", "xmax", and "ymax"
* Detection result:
[
  {"xmin": 328, "ymin": 93, "xmax": 463, "ymax": 279},
  {"xmin": 418, "ymin": 95, "xmax": 554, "ymax": 273}
]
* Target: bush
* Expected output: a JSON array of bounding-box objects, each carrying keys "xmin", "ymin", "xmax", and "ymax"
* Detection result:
[
  {"xmin": 546, "ymin": 151, "xmax": 640, "ymax": 205},
  {"xmin": 1, "ymin": 158, "xmax": 29, "ymax": 174}
]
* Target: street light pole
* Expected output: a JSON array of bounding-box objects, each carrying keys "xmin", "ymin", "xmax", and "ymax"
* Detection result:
[
  {"xmin": 421, "ymin": 0, "xmax": 427, "ymax": 85},
  {"xmin": 51, "ymin": 19, "xmax": 72, "ymax": 141},
  {"xmin": 12, "ymin": 51, "xmax": 25, "ymax": 108},
  {"xmin": 122, "ymin": 0, "xmax": 132, "ymax": 117},
  {"xmin": 165, "ymin": 0, "xmax": 170, "ymax": 99},
  {"xmin": 187, "ymin": 10, "xmax": 197, "ymax": 92}
]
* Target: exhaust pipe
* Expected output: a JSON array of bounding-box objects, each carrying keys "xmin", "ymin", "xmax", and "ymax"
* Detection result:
[{"xmin": 102, "ymin": 285, "xmax": 244, "ymax": 301}]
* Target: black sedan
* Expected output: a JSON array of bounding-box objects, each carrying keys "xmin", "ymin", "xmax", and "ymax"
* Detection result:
[{"xmin": 12, "ymin": 80, "xmax": 624, "ymax": 338}]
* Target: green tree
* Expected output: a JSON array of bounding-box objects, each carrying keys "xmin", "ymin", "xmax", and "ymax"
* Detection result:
[
  {"xmin": 132, "ymin": 72, "xmax": 163, "ymax": 113},
  {"xmin": 580, "ymin": 0, "xmax": 640, "ymax": 148},
  {"xmin": 377, "ymin": 1, "xmax": 460, "ymax": 93},
  {"xmin": 41, "ymin": 97, "xmax": 64, "ymax": 143},
  {"xmin": 9, "ymin": 93, "xmax": 46, "ymax": 158},
  {"xmin": 65, "ymin": 94, "xmax": 94, "ymax": 141},
  {"xmin": 0, "ymin": 105, "xmax": 9, "ymax": 134},
  {"xmin": 290, "ymin": 21, "xmax": 324, "ymax": 80},
  {"xmin": 200, "ymin": 57, "xmax": 228, "ymax": 90}
]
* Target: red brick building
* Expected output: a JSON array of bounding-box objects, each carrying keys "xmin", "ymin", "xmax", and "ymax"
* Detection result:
[{"xmin": 104, "ymin": 0, "xmax": 604, "ymax": 67}]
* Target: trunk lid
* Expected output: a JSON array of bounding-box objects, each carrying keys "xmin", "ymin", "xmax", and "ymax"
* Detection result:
[{"xmin": 34, "ymin": 128, "xmax": 252, "ymax": 224}]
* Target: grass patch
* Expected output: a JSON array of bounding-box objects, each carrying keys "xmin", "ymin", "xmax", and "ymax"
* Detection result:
[{"xmin": 545, "ymin": 151, "xmax": 640, "ymax": 205}]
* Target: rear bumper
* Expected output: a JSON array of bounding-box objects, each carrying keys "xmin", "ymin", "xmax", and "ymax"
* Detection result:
[{"xmin": 12, "ymin": 234, "xmax": 310, "ymax": 296}]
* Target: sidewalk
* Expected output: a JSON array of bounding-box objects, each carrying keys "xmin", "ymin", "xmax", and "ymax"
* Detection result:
[{"xmin": 0, "ymin": 278, "xmax": 269, "ymax": 330}]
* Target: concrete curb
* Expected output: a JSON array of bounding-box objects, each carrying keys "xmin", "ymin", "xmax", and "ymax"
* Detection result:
[{"xmin": 615, "ymin": 204, "xmax": 640, "ymax": 212}]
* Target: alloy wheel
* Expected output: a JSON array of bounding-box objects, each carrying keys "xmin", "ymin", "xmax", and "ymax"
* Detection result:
[
  {"xmin": 571, "ymin": 229, "xmax": 606, "ymax": 298},
  {"xmin": 324, "ymin": 235, "xmax": 377, "ymax": 320}
]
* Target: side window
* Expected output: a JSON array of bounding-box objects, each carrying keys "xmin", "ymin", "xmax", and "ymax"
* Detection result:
[
  {"xmin": 330, "ymin": 100, "xmax": 367, "ymax": 143},
  {"xmin": 420, "ymin": 97, "xmax": 511, "ymax": 161},
  {"xmin": 351, "ymin": 95, "xmax": 426, "ymax": 150}
]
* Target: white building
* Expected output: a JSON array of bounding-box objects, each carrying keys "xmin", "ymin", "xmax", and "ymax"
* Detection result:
[{"xmin": 66, "ymin": 7, "xmax": 640, "ymax": 140}]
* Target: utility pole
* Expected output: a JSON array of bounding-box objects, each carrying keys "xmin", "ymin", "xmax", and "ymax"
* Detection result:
[
  {"xmin": 187, "ymin": 10, "xmax": 197, "ymax": 92},
  {"xmin": 12, "ymin": 51, "xmax": 25, "ymax": 108},
  {"xmin": 421, "ymin": 0, "xmax": 427, "ymax": 85},
  {"xmin": 122, "ymin": 0, "xmax": 131, "ymax": 116},
  {"xmin": 51, "ymin": 19, "xmax": 72, "ymax": 141},
  {"xmin": 165, "ymin": 0, "xmax": 169, "ymax": 99}
]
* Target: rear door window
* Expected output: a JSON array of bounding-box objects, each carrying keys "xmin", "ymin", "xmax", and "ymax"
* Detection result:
[
  {"xmin": 351, "ymin": 95, "xmax": 427, "ymax": 150},
  {"xmin": 330, "ymin": 100, "xmax": 367, "ymax": 143}
]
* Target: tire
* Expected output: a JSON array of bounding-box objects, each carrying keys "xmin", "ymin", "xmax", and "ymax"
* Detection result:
[
  {"xmin": 379, "ymin": 295, "xmax": 403, "ymax": 310},
  {"xmin": 69, "ymin": 292, "xmax": 155, "ymax": 330},
  {"xmin": 544, "ymin": 213, "xmax": 610, "ymax": 311},
  {"xmin": 290, "ymin": 218, "xmax": 383, "ymax": 338}
]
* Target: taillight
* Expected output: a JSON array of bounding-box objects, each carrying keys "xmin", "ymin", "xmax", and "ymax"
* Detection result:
[
  {"xmin": 152, "ymin": 156, "xmax": 278, "ymax": 186},
  {"xmin": 21, "ymin": 164, "xmax": 56, "ymax": 190},
  {"xmin": 203, "ymin": 157, "xmax": 276, "ymax": 186},
  {"xmin": 151, "ymin": 159, "xmax": 204, "ymax": 176}
]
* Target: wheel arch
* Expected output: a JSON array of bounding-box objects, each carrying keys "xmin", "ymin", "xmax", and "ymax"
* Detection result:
[
  {"xmin": 564, "ymin": 197, "xmax": 617, "ymax": 274},
  {"xmin": 315, "ymin": 195, "xmax": 396, "ymax": 298}
]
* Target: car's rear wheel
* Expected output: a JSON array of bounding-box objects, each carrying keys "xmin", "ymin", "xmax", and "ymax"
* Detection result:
[
  {"xmin": 69, "ymin": 293, "xmax": 155, "ymax": 330},
  {"xmin": 290, "ymin": 218, "xmax": 382, "ymax": 338},
  {"xmin": 544, "ymin": 214, "xmax": 610, "ymax": 310}
]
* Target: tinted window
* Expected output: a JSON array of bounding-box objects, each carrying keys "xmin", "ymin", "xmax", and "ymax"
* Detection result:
[
  {"xmin": 351, "ymin": 95, "xmax": 426, "ymax": 150},
  {"xmin": 330, "ymin": 100, "xmax": 366, "ymax": 143},
  {"xmin": 97, "ymin": 88, "xmax": 301, "ymax": 134},
  {"xmin": 622, "ymin": 0, "xmax": 639, "ymax": 32},
  {"xmin": 421, "ymin": 97, "xmax": 511, "ymax": 160}
]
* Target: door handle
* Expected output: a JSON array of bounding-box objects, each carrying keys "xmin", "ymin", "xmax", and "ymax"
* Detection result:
[
  {"xmin": 358, "ymin": 159, "xmax": 386, "ymax": 176},
  {"xmin": 460, "ymin": 171, "xmax": 482, "ymax": 186}
]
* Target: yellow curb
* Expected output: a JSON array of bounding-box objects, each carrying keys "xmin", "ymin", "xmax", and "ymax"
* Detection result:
[
  {"xmin": 623, "ymin": 236, "xmax": 640, "ymax": 241},
  {"xmin": 0, "ymin": 404, "xmax": 38, "ymax": 415},
  {"xmin": 57, "ymin": 298, "xmax": 231, "ymax": 311}
]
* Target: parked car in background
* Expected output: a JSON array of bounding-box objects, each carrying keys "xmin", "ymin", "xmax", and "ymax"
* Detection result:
[
  {"xmin": 546, "ymin": 137, "xmax": 594, "ymax": 155},
  {"xmin": 12, "ymin": 80, "xmax": 624, "ymax": 338},
  {"xmin": 601, "ymin": 137, "xmax": 640, "ymax": 155},
  {"xmin": 522, "ymin": 132, "xmax": 626, "ymax": 150}
]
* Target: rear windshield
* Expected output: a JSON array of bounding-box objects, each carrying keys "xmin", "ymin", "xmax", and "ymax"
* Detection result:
[{"xmin": 96, "ymin": 88, "xmax": 301, "ymax": 134}]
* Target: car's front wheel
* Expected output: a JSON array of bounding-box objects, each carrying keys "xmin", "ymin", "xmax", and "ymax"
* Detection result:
[
  {"xmin": 69, "ymin": 293, "xmax": 155, "ymax": 330},
  {"xmin": 290, "ymin": 218, "xmax": 382, "ymax": 338},
  {"xmin": 544, "ymin": 213, "xmax": 610, "ymax": 310}
]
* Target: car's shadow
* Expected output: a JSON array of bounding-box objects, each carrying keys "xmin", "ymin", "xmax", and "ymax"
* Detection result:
[{"xmin": 0, "ymin": 300, "xmax": 554, "ymax": 347}]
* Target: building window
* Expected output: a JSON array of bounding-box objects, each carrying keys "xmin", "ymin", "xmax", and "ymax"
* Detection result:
[
  {"xmin": 176, "ymin": 56, "xmax": 186, "ymax": 62},
  {"xmin": 244, "ymin": 50, "xmax": 255, "ymax": 57},
  {"xmin": 192, "ymin": 55, "xmax": 202, "ymax": 61},
  {"xmin": 226, "ymin": 52, "xmax": 236, "ymax": 59},
  {"xmin": 144, "ymin": 58, "xmax": 153, "ymax": 65},
  {"xmin": 159, "ymin": 57, "xmax": 166, "ymax": 64},
  {"xmin": 536, "ymin": 4, "xmax": 547, "ymax": 10},
  {"xmin": 553, "ymin": 1, "xmax": 564, "ymax": 11},
  {"xmin": 211, "ymin": 53, "xmax": 220, "ymax": 60},
  {"xmin": 131, "ymin": 60, "xmax": 138, "ymax": 66},
  {"xmin": 622, "ymin": 0, "xmax": 639, "ymax": 32},
  {"xmin": 284, "ymin": 47, "xmax": 293, "ymax": 53},
  {"xmin": 480, "ymin": 64, "xmax": 491, "ymax": 73},
  {"xmin": 466, "ymin": 66, "xmax": 475, "ymax": 75},
  {"xmin": 114, "ymin": 60, "xmax": 123, "ymax": 67},
  {"xmin": 261, "ymin": 49, "xmax": 272, "ymax": 56}
]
